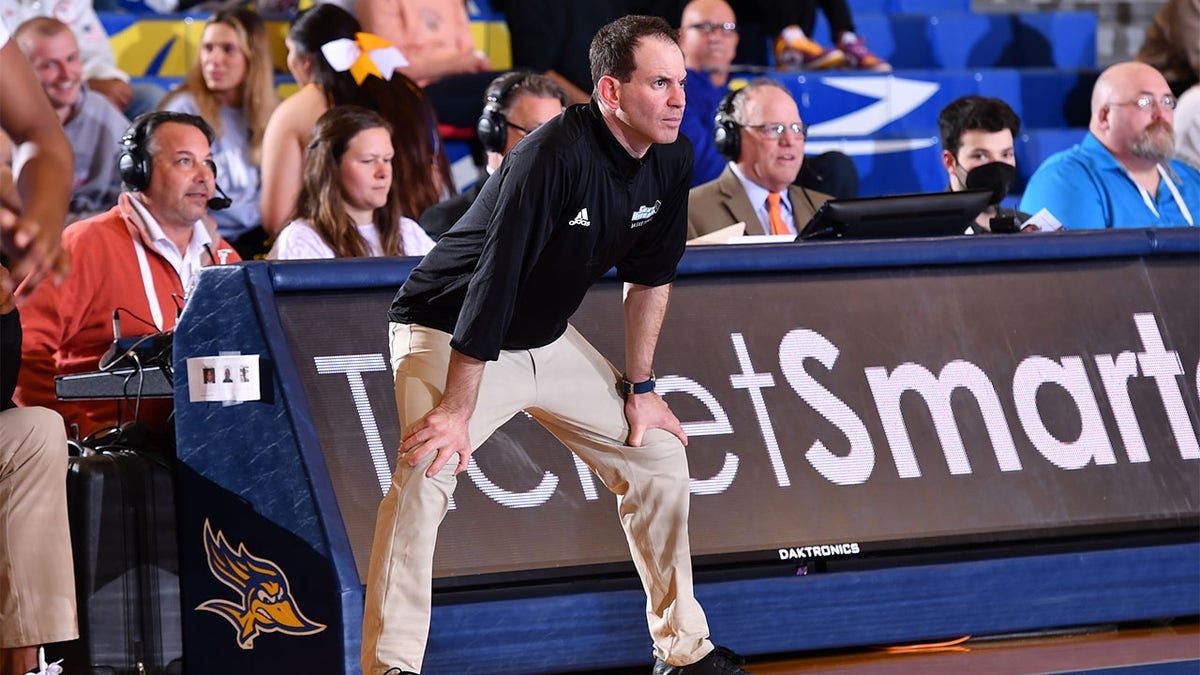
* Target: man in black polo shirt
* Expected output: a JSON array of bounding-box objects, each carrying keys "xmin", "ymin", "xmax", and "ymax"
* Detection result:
[{"xmin": 361, "ymin": 14, "xmax": 748, "ymax": 675}]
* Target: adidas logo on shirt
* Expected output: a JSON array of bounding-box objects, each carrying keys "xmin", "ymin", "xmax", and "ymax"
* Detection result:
[{"xmin": 569, "ymin": 207, "xmax": 591, "ymax": 227}]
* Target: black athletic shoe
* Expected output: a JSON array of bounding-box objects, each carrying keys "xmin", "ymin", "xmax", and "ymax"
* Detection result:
[
  {"xmin": 652, "ymin": 646, "xmax": 748, "ymax": 674},
  {"xmin": 382, "ymin": 669, "xmax": 418, "ymax": 675}
]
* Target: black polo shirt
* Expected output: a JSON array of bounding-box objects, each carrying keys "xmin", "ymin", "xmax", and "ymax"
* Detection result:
[{"xmin": 388, "ymin": 100, "xmax": 693, "ymax": 362}]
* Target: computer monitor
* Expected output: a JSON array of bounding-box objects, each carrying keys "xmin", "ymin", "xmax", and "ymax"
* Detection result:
[{"xmin": 798, "ymin": 189, "xmax": 994, "ymax": 240}]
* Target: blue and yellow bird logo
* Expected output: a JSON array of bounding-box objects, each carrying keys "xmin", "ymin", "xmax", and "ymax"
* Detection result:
[{"xmin": 198, "ymin": 520, "xmax": 326, "ymax": 649}]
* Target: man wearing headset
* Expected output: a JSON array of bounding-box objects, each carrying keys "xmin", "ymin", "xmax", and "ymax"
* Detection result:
[
  {"xmin": 677, "ymin": 0, "xmax": 858, "ymax": 200},
  {"xmin": 688, "ymin": 78, "xmax": 831, "ymax": 240},
  {"xmin": 419, "ymin": 71, "xmax": 567, "ymax": 240},
  {"xmin": 14, "ymin": 111, "xmax": 239, "ymax": 444}
]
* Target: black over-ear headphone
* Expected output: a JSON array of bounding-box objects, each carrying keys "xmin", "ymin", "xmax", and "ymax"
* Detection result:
[
  {"xmin": 476, "ymin": 71, "xmax": 534, "ymax": 154},
  {"xmin": 118, "ymin": 112, "xmax": 230, "ymax": 209},
  {"xmin": 713, "ymin": 86, "xmax": 747, "ymax": 162},
  {"xmin": 118, "ymin": 113, "xmax": 157, "ymax": 192}
]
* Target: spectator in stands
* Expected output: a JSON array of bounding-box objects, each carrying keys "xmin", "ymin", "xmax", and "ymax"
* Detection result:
[
  {"xmin": 502, "ymin": 0, "xmax": 630, "ymax": 105},
  {"xmin": 1019, "ymin": 62, "xmax": 1200, "ymax": 230},
  {"xmin": 0, "ymin": 0, "xmax": 165, "ymax": 118},
  {"xmin": 1135, "ymin": 0, "xmax": 1198, "ymax": 97},
  {"xmin": 771, "ymin": 0, "xmax": 890, "ymax": 72},
  {"xmin": 356, "ymin": 0, "xmax": 504, "ymax": 128},
  {"xmin": 688, "ymin": 78, "xmax": 830, "ymax": 239},
  {"xmin": 260, "ymin": 4, "xmax": 451, "ymax": 236},
  {"xmin": 420, "ymin": 71, "xmax": 566, "ymax": 240},
  {"xmin": 15, "ymin": 111, "xmax": 240, "ymax": 444},
  {"xmin": 0, "ymin": 19, "xmax": 76, "ymax": 675},
  {"xmin": 160, "ymin": 9, "xmax": 278, "ymax": 260},
  {"xmin": 12, "ymin": 18, "xmax": 127, "ymax": 225},
  {"xmin": 270, "ymin": 106, "xmax": 434, "ymax": 259},
  {"xmin": 937, "ymin": 95, "xmax": 1036, "ymax": 233},
  {"xmin": 684, "ymin": 0, "xmax": 886, "ymax": 71},
  {"xmin": 678, "ymin": 0, "xmax": 858, "ymax": 197}
]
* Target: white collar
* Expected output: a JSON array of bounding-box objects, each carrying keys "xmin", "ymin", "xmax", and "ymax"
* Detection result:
[
  {"xmin": 729, "ymin": 162, "xmax": 791, "ymax": 212},
  {"xmin": 128, "ymin": 195, "xmax": 213, "ymax": 254}
]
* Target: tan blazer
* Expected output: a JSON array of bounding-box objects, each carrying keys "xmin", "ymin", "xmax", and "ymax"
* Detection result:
[{"xmin": 687, "ymin": 165, "xmax": 831, "ymax": 239}]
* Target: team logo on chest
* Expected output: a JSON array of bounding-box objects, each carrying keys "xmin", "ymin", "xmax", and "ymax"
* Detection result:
[{"xmin": 631, "ymin": 200, "xmax": 661, "ymax": 228}]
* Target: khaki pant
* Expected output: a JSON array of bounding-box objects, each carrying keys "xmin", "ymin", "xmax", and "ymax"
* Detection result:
[
  {"xmin": 361, "ymin": 324, "xmax": 713, "ymax": 674},
  {"xmin": 0, "ymin": 406, "xmax": 77, "ymax": 648}
]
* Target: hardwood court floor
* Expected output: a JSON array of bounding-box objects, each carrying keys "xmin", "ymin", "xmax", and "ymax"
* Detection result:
[{"xmin": 587, "ymin": 619, "xmax": 1200, "ymax": 674}]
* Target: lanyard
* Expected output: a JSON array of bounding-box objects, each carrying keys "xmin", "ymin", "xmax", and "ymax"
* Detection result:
[
  {"xmin": 1127, "ymin": 165, "xmax": 1195, "ymax": 227},
  {"xmin": 133, "ymin": 238, "xmax": 165, "ymax": 331}
]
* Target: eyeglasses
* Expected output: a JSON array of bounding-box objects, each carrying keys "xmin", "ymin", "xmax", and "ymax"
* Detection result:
[
  {"xmin": 745, "ymin": 122, "xmax": 808, "ymax": 140},
  {"xmin": 1110, "ymin": 93, "xmax": 1177, "ymax": 112},
  {"xmin": 508, "ymin": 121, "xmax": 540, "ymax": 136},
  {"xmin": 685, "ymin": 21, "xmax": 737, "ymax": 35}
]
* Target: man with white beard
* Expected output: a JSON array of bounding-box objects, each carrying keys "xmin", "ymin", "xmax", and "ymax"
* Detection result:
[{"xmin": 1020, "ymin": 61, "xmax": 1199, "ymax": 230}]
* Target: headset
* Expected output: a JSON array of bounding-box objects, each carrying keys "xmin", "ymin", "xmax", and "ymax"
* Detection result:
[
  {"xmin": 713, "ymin": 86, "xmax": 748, "ymax": 161},
  {"xmin": 118, "ymin": 112, "xmax": 231, "ymax": 210},
  {"xmin": 475, "ymin": 71, "xmax": 536, "ymax": 154}
]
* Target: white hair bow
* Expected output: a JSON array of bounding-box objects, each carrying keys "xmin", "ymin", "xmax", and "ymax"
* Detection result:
[{"xmin": 320, "ymin": 33, "xmax": 409, "ymax": 84}]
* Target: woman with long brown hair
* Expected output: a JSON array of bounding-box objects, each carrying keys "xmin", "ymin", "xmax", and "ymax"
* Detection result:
[
  {"xmin": 269, "ymin": 106, "xmax": 435, "ymax": 259},
  {"xmin": 159, "ymin": 8, "xmax": 278, "ymax": 256},
  {"xmin": 259, "ymin": 4, "xmax": 452, "ymax": 237}
]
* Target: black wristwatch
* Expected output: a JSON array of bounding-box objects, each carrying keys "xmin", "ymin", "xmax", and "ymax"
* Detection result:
[{"xmin": 621, "ymin": 372, "xmax": 656, "ymax": 396}]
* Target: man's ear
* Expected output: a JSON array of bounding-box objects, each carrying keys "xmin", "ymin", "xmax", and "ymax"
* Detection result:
[
  {"xmin": 941, "ymin": 149, "xmax": 957, "ymax": 176},
  {"xmin": 595, "ymin": 74, "xmax": 620, "ymax": 111},
  {"xmin": 1096, "ymin": 104, "xmax": 1110, "ymax": 130}
]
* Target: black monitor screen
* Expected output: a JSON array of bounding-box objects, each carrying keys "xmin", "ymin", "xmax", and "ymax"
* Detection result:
[{"xmin": 800, "ymin": 189, "xmax": 993, "ymax": 240}]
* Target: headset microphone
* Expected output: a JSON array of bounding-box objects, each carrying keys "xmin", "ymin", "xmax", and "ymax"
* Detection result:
[{"xmin": 207, "ymin": 182, "xmax": 232, "ymax": 211}]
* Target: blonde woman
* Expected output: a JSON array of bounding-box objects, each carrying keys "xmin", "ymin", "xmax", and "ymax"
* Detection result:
[
  {"xmin": 270, "ymin": 106, "xmax": 434, "ymax": 259},
  {"xmin": 160, "ymin": 8, "xmax": 278, "ymax": 256}
]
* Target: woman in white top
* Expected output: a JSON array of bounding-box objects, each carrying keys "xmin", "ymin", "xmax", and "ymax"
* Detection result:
[{"xmin": 270, "ymin": 106, "xmax": 435, "ymax": 259}]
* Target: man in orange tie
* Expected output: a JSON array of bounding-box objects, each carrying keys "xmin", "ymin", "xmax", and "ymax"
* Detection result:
[{"xmin": 687, "ymin": 78, "xmax": 831, "ymax": 240}]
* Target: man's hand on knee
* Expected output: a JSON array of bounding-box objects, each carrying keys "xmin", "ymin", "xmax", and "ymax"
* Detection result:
[
  {"xmin": 625, "ymin": 392, "xmax": 688, "ymax": 448},
  {"xmin": 400, "ymin": 404, "xmax": 474, "ymax": 477}
]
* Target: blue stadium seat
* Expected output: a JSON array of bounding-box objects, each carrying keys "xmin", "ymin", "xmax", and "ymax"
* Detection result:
[
  {"xmin": 844, "ymin": 0, "xmax": 971, "ymax": 14},
  {"xmin": 833, "ymin": 11, "xmax": 1097, "ymax": 69},
  {"xmin": 1013, "ymin": 127, "xmax": 1087, "ymax": 192}
]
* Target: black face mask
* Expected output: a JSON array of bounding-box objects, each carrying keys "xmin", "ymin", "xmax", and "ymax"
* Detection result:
[{"xmin": 964, "ymin": 161, "xmax": 1016, "ymax": 206}]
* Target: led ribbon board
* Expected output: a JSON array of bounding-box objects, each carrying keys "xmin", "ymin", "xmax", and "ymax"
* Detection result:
[{"xmin": 275, "ymin": 252, "xmax": 1199, "ymax": 584}]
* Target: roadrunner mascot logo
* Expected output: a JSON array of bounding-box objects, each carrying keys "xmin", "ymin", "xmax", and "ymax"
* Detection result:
[{"xmin": 197, "ymin": 520, "xmax": 326, "ymax": 649}]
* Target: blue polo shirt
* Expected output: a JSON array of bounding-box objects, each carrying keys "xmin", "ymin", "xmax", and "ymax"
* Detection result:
[
  {"xmin": 680, "ymin": 68, "xmax": 730, "ymax": 188},
  {"xmin": 1019, "ymin": 132, "xmax": 1199, "ymax": 230}
]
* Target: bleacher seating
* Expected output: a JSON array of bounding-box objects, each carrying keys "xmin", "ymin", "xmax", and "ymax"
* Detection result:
[
  {"xmin": 98, "ymin": 0, "xmax": 1100, "ymax": 197},
  {"xmin": 801, "ymin": 1, "xmax": 1099, "ymax": 196}
]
